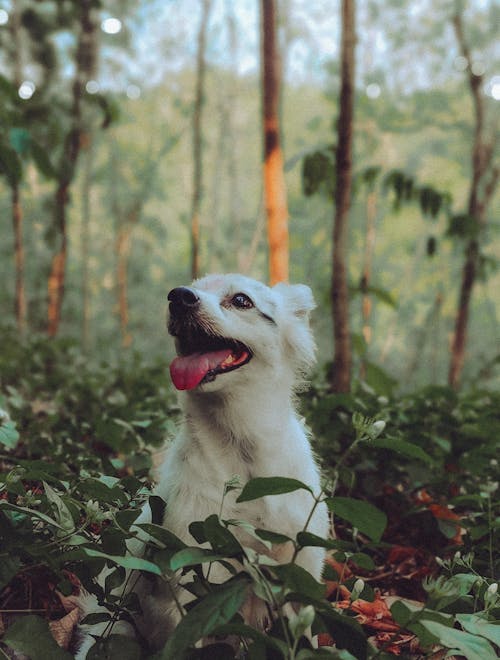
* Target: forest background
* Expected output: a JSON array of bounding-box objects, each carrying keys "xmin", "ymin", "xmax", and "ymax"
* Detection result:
[
  {"xmin": 0, "ymin": 0, "xmax": 499, "ymax": 392},
  {"xmin": 0, "ymin": 2, "xmax": 500, "ymax": 657}
]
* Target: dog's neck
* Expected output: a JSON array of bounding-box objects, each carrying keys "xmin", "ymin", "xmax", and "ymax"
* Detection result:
[{"xmin": 181, "ymin": 376, "xmax": 297, "ymax": 460}]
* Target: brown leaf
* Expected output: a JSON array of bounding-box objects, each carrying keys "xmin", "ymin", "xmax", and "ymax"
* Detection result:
[{"xmin": 49, "ymin": 607, "xmax": 80, "ymax": 649}]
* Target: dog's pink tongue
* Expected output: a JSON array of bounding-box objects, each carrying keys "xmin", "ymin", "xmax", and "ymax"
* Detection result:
[{"xmin": 170, "ymin": 348, "xmax": 232, "ymax": 390}]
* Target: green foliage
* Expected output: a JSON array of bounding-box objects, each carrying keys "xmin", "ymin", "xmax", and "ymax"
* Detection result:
[{"xmin": 0, "ymin": 331, "xmax": 499, "ymax": 658}]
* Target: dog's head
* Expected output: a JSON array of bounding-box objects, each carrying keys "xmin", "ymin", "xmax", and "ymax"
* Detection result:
[{"xmin": 167, "ymin": 274, "xmax": 316, "ymax": 392}]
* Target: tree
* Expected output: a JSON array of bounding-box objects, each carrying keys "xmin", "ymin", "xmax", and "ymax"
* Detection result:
[
  {"xmin": 448, "ymin": 8, "xmax": 499, "ymax": 389},
  {"xmin": 8, "ymin": 3, "xmax": 26, "ymax": 334},
  {"xmin": 331, "ymin": 0, "xmax": 356, "ymax": 393},
  {"xmin": 0, "ymin": 2, "xmax": 58, "ymax": 334},
  {"xmin": 190, "ymin": 0, "xmax": 213, "ymax": 281},
  {"xmin": 47, "ymin": 0, "xmax": 98, "ymax": 337},
  {"xmin": 260, "ymin": 0, "xmax": 289, "ymax": 285}
]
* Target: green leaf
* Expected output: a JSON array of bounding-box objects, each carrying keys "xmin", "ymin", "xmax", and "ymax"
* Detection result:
[
  {"xmin": 255, "ymin": 528, "xmax": 293, "ymax": 545},
  {"xmin": 138, "ymin": 523, "xmax": 186, "ymax": 551},
  {"xmin": 316, "ymin": 608, "xmax": 367, "ymax": 660},
  {"xmin": 204, "ymin": 514, "xmax": 243, "ymax": 555},
  {"xmin": 296, "ymin": 531, "xmax": 346, "ymax": 551},
  {"xmin": 0, "ymin": 142, "xmax": 23, "ymax": 185},
  {"xmin": 371, "ymin": 437, "xmax": 434, "ymax": 464},
  {"xmin": 273, "ymin": 563, "xmax": 325, "ymax": 601},
  {"xmin": 4, "ymin": 615, "xmax": 73, "ymax": 659},
  {"xmin": 0, "ymin": 555, "xmax": 21, "ymax": 590},
  {"xmin": 30, "ymin": 140, "xmax": 58, "ymax": 179},
  {"xmin": 43, "ymin": 481, "xmax": 75, "ymax": 533},
  {"xmin": 349, "ymin": 552, "xmax": 375, "ymax": 570},
  {"xmin": 169, "ymin": 547, "xmax": 226, "ymax": 571},
  {"xmin": 82, "ymin": 548, "xmax": 162, "ymax": 575},
  {"xmin": 301, "ymin": 145, "xmax": 336, "ymax": 198},
  {"xmin": 326, "ymin": 497, "xmax": 387, "ymax": 542},
  {"xmin": 160, "ymin": 577, "xmax": 249, "ymax": 659},
  {"xmin": 87, "ymin": 634, "xmax": 142, "ymax": 660},
  {"xmin": 410, "ymin": 618, "xmax": 497, "ymax": 660},
  {"xmin": 9, "ymin": 128, "xmax": 31, "ymax": 155},
  {"xmin": 212, "ymin": 623, "xmax": 287, "ymax": 655},
  {"xmin": 236, "ymin": 477, "xmax": 313, "ymax": 503},
  {"xmin": 80, "ymin": 612, "xmax": 112, "ymax": 626},
  {"xmin": 456, "ymin": 614, "xmax": 500, "ymax": 647},
  {"xmin": 0, "ymin": 419, "xmax": 20, "ymax": 449},
  {"xmin": 115, "ymin": 508, "xmax": 141, "ymax": 531},
  {"xmin": 390, "ymin": 600, "xmax": 414, "ymax": 627},
  {"xmin": 363, "ymin": 360, "xmax": 397, "ymax": 397},
  {"xmin": 0, "ymin": 501, "xmax": 65, "ymax": 529}
]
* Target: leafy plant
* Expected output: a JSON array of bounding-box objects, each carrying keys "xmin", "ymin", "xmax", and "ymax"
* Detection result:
[{"xmin": 0, "ymin": 329, "xmax": 498, "ymax": 658}]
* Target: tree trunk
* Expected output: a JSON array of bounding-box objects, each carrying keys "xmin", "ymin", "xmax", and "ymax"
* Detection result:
[
  {"xmin": 361, "ymin": 189, "xmax": 377, "ymax": 343},
  {"xmin": 48, "ymin": 184, "xmax": 69, "ymax": 337},
  {"xmin": 10, "ymin": 4, "xmax": 26, "ymax": 334},
  {"xmin": 331, "ymin": 0, "xmax": 356, "ymax": 393},
  {"xmin": 12, "ymin": 183, "xmax": 26, "ymax": 333},
  {"xmin": 47, "ymin": 0, "xmax": 97, "ymax": 336},
  {"xmin": 448, "ymin": 11, "xmax": 499, "ymax": 388},
  {"xmin": 81, "ymin": 140, "xmax": 93, "ymax": 351},
  {"xmin": 116, "ymin": 223, "xmax": 133, "ymax": 348},
  {"xmin": 261, "ymin": 0, "xmax": 289, "ymax": 285},
  {"xmin": 359, "ymin": 189, "xmax": 377, "ymax": 378},
  {"xmin": 190, "ymin": 0, "xmax": 213, "ymax": 281}
]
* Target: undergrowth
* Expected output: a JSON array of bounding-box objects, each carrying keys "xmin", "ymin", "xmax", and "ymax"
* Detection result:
[{"xmin": 0, "ymin": 328, "xmax": 498, "ymax": 659}]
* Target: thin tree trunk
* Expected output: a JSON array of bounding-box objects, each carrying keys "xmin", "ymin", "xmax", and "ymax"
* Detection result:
[
  {"xmin": 116, "ymin": 224, "xmax": 133, "ymax": 348},
  {"xmin": 361, "ymin": 190, "xmax": 376, "ymax": 343},
  {"xmin": 47, "ymin": 0, "xmax": 97, "ymax": 336},
  {"xmin": 10, "ymin": 3, "xmax": 26, "ymax": 334},
  {"xmin": 12, "ymin": 184, "xmax": 26, "ymax": 333},
  {"xmin": 331, "ymin": 0, "xmax": 356, "ymax": 393},
  {"xmin": 448, "ymin": 10, "xmax": 499, "ymax": 388},
  {"xmin": 359, "ymin": 189, "xmax": 377, "ymax": 378},
  {"xmin": 261, "ymin": 0, "xmax": 289, "ymax": 285},
  {"xmin": 48, "ymin": 184, "xmax": 69, "ymax": 337},
  {"xmin": 81, "ymin": 139, "xmax": 93, "ymax": 351},
  {"xmin": 190, "ymin": 0, "xmax": 213, "ymax": 281},
  {"xmin": 225, "ymin": 3, "xmax": 244, "ymax": 272}
]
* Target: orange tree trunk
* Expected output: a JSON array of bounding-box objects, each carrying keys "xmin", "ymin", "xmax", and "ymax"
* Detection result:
[
  {"xmin": 261, "ymin": 0, "xmax": 289, "ymax": 285},
  {"xmin": 331, "ymin": 0, "xmax": 356, "ymax": 393}
]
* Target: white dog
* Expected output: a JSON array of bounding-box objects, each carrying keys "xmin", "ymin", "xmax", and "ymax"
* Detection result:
[{"xmin": 77, "ymin": 274, "xmax": 328, "ymax": 656}]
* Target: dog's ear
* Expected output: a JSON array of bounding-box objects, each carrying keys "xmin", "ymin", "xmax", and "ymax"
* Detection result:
[{"xmin": 273, "ymin": 283, "xmax": 315, "ymax": 319}]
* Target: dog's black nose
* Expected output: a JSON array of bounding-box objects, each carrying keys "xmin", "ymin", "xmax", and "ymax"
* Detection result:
[{"xmin": 168, "ymin": 287, "xmax": 200, "ymax": 308}]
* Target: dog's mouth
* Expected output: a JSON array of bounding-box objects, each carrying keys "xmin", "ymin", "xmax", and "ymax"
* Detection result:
[{"xmin": 169, "ymin": 335, "xmax": 253, "ymax": 391}]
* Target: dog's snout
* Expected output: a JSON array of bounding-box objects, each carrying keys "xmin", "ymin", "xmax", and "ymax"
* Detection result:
[{"xmin": 168, "ymin": 287, "xmax": 200, "ymax": 309}]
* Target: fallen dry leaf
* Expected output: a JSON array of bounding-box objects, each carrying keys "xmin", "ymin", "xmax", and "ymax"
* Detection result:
[
  {"xmin": 335, "ymin": 591, "xmax": 400, "ymax": 632},
  {"xmin": 49, "ymin": 606, "xmax": 80, "ymax": 649}
]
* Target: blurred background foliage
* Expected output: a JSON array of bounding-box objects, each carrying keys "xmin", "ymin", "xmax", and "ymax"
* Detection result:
[{"xmin": 0, "ymin": 0, "xmax": 498, "ymax": 390}]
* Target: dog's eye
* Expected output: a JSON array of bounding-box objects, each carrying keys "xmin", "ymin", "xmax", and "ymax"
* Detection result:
[{"xmin": 231, "ymin": 293, "xmax": 254, "ymax": 309}]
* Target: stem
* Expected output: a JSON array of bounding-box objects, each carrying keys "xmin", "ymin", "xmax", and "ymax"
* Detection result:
[
  {"xmin": 487, "ymin": 495, "xmax": 494, "ymax": 580},
  {"xmin": 290, "ymin": 491, "xmax": 323, "ymax": 565},
  {"xmin": 37, "ymin": 520, "xmax": 92, "ymax": 550}
]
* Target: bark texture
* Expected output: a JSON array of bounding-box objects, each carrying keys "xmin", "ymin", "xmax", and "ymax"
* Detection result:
[
  {"xmin": 448, "ymin": 11, "xmax": 499, "ymax": 388},
  {"xmin": 331, "ymin": 0, "xmax": 356, "ymax": 393},
  {"xmin": 261, "ymin": 0, "xmax": 289, "ymax": 285},
  {"xmin": 47, "ymin": 0, "xmax": 97, "ymax": 336},
  {"xmin": 190, "ymin": 0, "xmax": 213, "ymax": 281}
]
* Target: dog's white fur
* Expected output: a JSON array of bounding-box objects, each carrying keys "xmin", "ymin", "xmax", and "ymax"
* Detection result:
[{"xmin": 77, "ymin": 274, "xmax": 328, "ymax": 656}]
